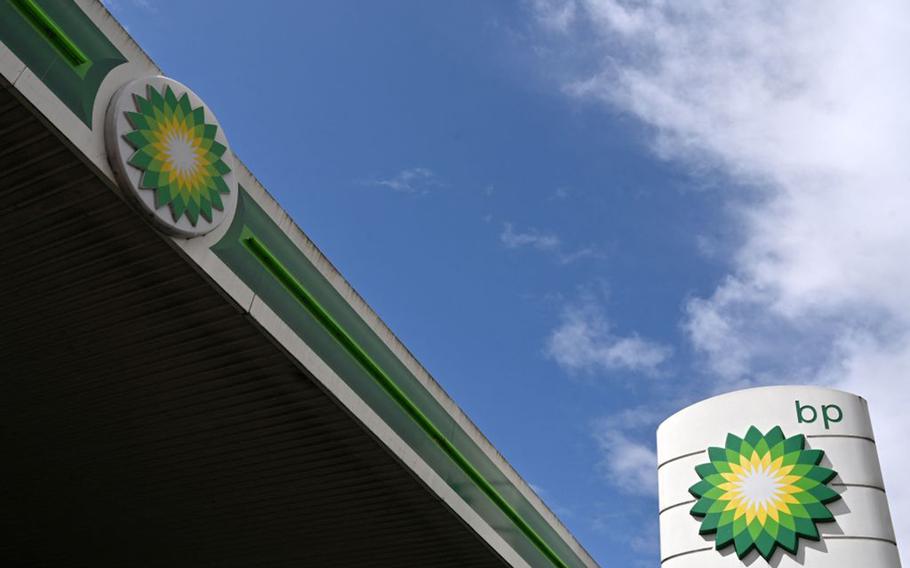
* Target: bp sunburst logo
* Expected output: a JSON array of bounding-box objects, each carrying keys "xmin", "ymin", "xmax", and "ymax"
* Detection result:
[
  {"xmin": 106, "ymin": 76, "xmax": 236, "ymax": 237},
  {"xmin": 689, "ymin": 426, "xmax": 840, "ymax": 561}
]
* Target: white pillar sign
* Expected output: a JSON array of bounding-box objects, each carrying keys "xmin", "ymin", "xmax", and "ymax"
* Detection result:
[{"xmin": 657, "ymin": 386, "xmax": 900, "ymax": 567}]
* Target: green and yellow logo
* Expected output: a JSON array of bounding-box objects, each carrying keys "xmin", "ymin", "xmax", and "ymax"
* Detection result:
[
  {"xmin": 123, "ymin": 84, "xmax": 231, "ymax": 227},
  {"xmin": 689, "ymin": 426, "xmax": 840, "ymax": 560}
]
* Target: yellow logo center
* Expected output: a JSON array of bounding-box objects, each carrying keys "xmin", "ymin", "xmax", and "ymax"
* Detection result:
[
  {"xmin": 152, "ymin": 118, "xmax": 207, "ymax": 190},
  {"xmin": 718, "ymin": 451, "xmax": 803, "ymax": 526}
]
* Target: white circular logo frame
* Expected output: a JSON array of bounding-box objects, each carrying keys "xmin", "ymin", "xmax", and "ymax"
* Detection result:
[{"xmin": 105, "ymin": 75, "xmax": 237, "ymax": 238}]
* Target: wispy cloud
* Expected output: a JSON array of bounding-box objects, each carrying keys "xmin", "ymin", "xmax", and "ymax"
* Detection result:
[
  {"xmin": 500, "ymin": 222, "xmax": 603, "ymax": 264},
  {"xmin": 592, "ymin": 407, "xmax": 660, "ymax": 496},
  {"xmin": 501, "ymin": 222, "xmax": 561, "ymax": 252},
  {"xmin": 367, "ymin": 167, "xmax": 440, "ymax": 194},
  {"xmin": 534, "ymin": 0, "xmax": 910, "ymax": 555},
  {"xmin": 556, "ymin": 245, "xmax": 601, "ymax": 265},
  {"xmin": 590, "ymin": 504, "xmax": 658, "ymax": 568},
  {"xmin": 546, "ymin": 298, "xmax": 671, "ymax": 375},
  {"xmin": 532, "ymin": 0, "xmax": 578, "ymax": 32},
  {"xmin": 589, "ymin": 405, "xmax": 663, "ymax": 567},
  {"xmin": 550, "ymin": 187, "xmax": 571, "ymax": 200}
]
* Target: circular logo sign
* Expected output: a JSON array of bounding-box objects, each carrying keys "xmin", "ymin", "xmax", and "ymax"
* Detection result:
[
  {"xmin": 106, "ymin": 76, "xmax": 236, "ymax": 237},
  {"xmin": 689, "ymin": 426, "xmax": 841, "ymax": 561}
]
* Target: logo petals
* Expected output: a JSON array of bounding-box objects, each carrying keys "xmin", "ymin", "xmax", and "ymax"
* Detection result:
[
  {"xmin": 689, "ymin": 426, "xmax": 841, "ymax": 560},
  {"xmin": 122, "ymin": 84, "xmax": 231, "ymax": 226}
]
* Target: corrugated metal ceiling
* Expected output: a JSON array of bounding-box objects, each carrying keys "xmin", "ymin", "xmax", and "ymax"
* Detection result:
[{"xmin": 0, "ymin": 80, "xmax": 511, "ymax": 568}]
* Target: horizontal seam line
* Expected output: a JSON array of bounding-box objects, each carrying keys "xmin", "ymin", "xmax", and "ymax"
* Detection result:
[
  {"xmin": 661, "ymin": 538, "xmax": 896, "ymax": 564},
  {"xmin": 659, "ymin": 500, "xmax": 695, "ymax": 516},
  {"xmin": 660, "ymin": 547, "xmax": 713, "ymax": 564},
  {"xmin": 662, "ymin": 434, "xmax": 875, "ymax": 470},
  {"xmin": 824, "ymin": 535, "xmax": 898, "ymax": 546},
  {"xmin": 806, "ymin": 434, "xmax": 876, "ymax": 443},
  {"xmin": 830, "ymin": 482, "xmax": 886, "ymax": 493},
  {"xmin": 657, "ymin": 450, "xmax": 705, "ymax": 470}
]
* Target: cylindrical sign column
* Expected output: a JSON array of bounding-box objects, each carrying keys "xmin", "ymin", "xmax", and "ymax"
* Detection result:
[{"xmin": 657, "ymin": 386, "xmax": 900, "ymax": 567}]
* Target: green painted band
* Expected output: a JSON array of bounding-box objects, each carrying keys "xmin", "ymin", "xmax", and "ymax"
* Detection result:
[
  {"xmin": 242, "ymin": 235, "xmax": 570, "ymax": 568},
  {"xmin": 10, "ymin": 0, "xmax": 90, "ymax": 69}
]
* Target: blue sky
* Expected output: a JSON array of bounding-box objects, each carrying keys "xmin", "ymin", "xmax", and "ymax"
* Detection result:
[{"xmin": 106, "ymin": 1, "xmax": 910, "ymax": 566}]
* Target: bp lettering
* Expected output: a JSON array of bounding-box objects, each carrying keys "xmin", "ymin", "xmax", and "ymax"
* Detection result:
[{"xmin": 795, "ymin": 400, "xmax": 843, "ymax": 430}]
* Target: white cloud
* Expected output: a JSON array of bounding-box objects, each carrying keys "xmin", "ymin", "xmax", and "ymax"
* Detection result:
[
  {"xmin": 501, "ymin": 222, "xmax": 604, "ymax": 264},
  {"xmin": 591, "ymin": 506, "xmax": 658, "ymax": 568},
  {"xmin": 591, "ymin": 406, "xmax": 664, "ymax": 566},
  {"xmin": 546, "ymin": 300, "xmax": 671, "ymax": 375},
  {"xmin": 556, "ymin": 245, "xmax": 601, "ymax": 265},
  {"xmin": 535, "ymin": 0, "xmax": 910, "ymax": 556},
  {"xmin": 595, "ymin": 432, "xmax": 655, "ymax": 496},
  {"xmin": 501, "ymin": 222, "xmax": 562, "ymax": 252},
  {"xmin": 533, "ymin": 0, "xmax": 578, "ymax": 32},
  {"xmin": 592, "ymin": 408, "xmax": 660, "ymax": 496},
  {"xmin": 369, "ymin": 167, "xmax": 439, "ymax": 194}
]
